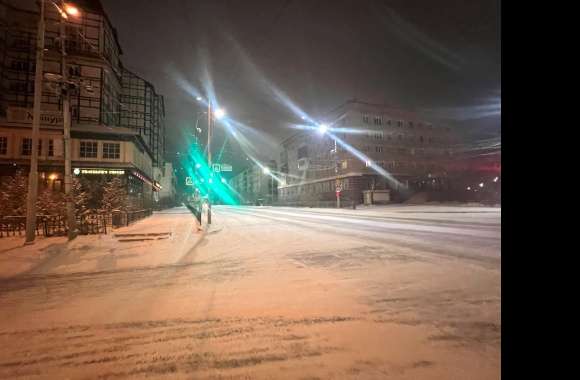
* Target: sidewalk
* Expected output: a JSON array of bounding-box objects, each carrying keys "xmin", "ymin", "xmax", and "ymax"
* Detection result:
[{"xmin": 0, "ymin": 206, "xmax": 204, "ymax": 278}]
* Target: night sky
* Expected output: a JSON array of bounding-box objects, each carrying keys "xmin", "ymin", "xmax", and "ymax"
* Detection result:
[{"xmin": 101, "ymin": 0, "xmax": 501, "ymax": 170}]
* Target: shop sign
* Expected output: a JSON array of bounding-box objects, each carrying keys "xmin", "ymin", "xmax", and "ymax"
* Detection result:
[{"xmin": 74, "ymin": 168, "xmax": 125, "ymax": 175}]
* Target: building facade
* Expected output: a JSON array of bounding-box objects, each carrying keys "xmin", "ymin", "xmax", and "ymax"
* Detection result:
[
  {"xmin": 278, "ymin": 100, "xmax": 458, "ymax": 205},
  {"xmin": 153, "ymin": 161, "xmax": 177, "ymax": 207},
  {"xmin": 229, "ymin": 160, "xmax": 277, "ymax": 205},
  {"xmin": 0, "ymin": 0, "xmax": 169, "ymax": 209}
]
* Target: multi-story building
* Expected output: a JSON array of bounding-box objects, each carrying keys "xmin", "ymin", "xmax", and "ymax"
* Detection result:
[
  {"xmin": 153, "ymin": 161, "xmax": 177, "ymax": 207},
  {"xmin": 278, "ymin": 100, "xmax": 458, "ymax": 205},
  {"xmin": 229, "ymin": 160, "xmax": 277, "ymax": 205},
  {"xmin": 0, "ymin": 0, "xmax": 170, "ymax": 208}
]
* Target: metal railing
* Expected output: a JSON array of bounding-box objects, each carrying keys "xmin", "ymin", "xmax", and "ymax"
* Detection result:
[
  {"xmin": 0, "ymin": 213, "xmax": 108, "ymax": 238},
  {"xmin": 111, "ymin": 209, "xmax": 153, "ymax": 228}
]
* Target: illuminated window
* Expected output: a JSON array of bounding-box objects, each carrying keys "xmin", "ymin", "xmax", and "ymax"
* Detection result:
[
  {"xmin": 341, "ymin": 160, "xmax": 348, "ymax": 169},
  {"xmin": 0, "ymin": 137, "xmax": 7, "ymax": 155},
  {"xmin": 21, "ymin": 138, "xmax": 32, "ymax": 155},
  {"xmin": 80, "ymin": 141, "xmax": 98, "ymax": 158},
  {"xmin": 103, "ymin": 142, "xmax": 120, "ymax": 159}
]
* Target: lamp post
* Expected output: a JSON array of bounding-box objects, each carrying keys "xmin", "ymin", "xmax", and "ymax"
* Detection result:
[
  {"xmin": 24, "ymin": 0, "xmax": 46, "ymax": 244},
  {"xmin": 25, "ymin": 1, "xmax": 81, "ymax": 243},
  {"xmin": 60, "ymin": 1, "xmax": 81, "ymax": 241},
  {"xmin": 197, "ymin": 96, "xmax": 225, "ymax": 225}
]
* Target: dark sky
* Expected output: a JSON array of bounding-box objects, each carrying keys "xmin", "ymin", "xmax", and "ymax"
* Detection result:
[{"xmin": 101, "ymin": 0, "xmax": 501, "ymax": 168}]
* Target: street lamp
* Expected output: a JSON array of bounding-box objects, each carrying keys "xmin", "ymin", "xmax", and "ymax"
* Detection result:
[
  {"xmin": 63, "ymin": 3, "xmax": 79, "ymax": 16},
  {"xmin": 195, "ymin": 96, "xmax": 227, "ymax": 224},
  {"xmin": 214, "ymin": 108, "xmax": 226, "ymax": 119},
  {"xmin": 318, "ymin": 123, "xmax": 328, "ymax": 134},
  {"xmin": 25, "ymin": 0, "xmax": 81, "ymax": 244}
]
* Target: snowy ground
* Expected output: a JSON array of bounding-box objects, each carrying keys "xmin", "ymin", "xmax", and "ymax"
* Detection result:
[{"xmin": 0, "ymin": 205, "xmax": 500, "ymax": 379}]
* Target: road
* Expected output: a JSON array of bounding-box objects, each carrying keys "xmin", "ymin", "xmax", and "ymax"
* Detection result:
[{"xmin": 0, "ymin": 205, "xmax": 501, "ymax": 379}]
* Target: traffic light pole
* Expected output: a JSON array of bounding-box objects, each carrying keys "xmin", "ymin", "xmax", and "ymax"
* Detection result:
[{"xmin": 207, "ymin": 102, "xmax": 212, "ymax": 225}]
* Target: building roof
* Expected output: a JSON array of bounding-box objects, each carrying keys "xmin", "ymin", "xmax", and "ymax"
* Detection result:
[{"xmin": 326, "ymin": 99, "xmax": 427, "ymax": 123}]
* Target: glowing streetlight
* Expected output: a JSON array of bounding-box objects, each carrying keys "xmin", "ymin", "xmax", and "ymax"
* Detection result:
[
  {"xmin": 221, "ymin": 178, "xmax": 226, "ymax": 183},
  {"xmin": 493, "ymin": 177, "xmax": 499, "ymax": 182},
  {"xmin": 263, "ymin": 167, "xmax": 270, "ymax": 175},
  {"xmin": 467, "ymin": 186, "xmax": 471, "ymax": 191},
  {"xmin": 63, "ymin": 3, "xmax": 80, "ymax": 17},
  {"xmin": 208, "ymin": 178, "xmax": 213, "ymax": 184},
  {"xmin": 318, "ymin": 123, "xmax": 328, "ymax": 134},
  {"xmin": 214, "ymin": 108, "xmax": 226, "ymax": 119},
  {"xmin": 479, "ymin": 182, "xmax": 484, "ymax": 188},
  {"xmin": 196, "ymin": 96, "xmax": 203, "ymax": 101},
  {"xmin": 195, "ymin": 163, "xmax": 201, "ymax": 169}
]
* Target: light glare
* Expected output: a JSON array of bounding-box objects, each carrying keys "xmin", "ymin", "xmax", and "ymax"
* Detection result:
[{"xmin": 214, "ymin": 108, "xmax": 226, "ymax": 119}]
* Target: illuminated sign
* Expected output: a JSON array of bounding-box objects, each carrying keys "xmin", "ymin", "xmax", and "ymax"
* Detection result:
[
  {"xmin": 131, "ymin": 170, "xmax": 156, "ymax": 189},
  {"xmin": 7, "ymin": 107, "xmax": 63, "ymax": 125},
  {"xmin": 74, "ymin": 168, "xmax": 125, "ymax": 175}
]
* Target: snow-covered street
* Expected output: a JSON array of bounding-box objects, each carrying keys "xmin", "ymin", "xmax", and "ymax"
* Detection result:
[{"xmin": 0, "ymin": 205, "xmax": 500, "ymax": 379}]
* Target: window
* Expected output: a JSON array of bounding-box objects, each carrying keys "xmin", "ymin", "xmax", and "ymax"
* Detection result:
[
  {"xmin": 387, "ymin": 119, "xmax": 392, "ymax": 126},
  {"xmin": 22, "ymin": 138, "xmax": 32, "ymax": 155},
  {"xmin": 409, "ymin": 121, "xmax": 414, "ymax": 128},
  {"xmin": 68, "ymin": 65, "xmax": 81, "ymax": 77},
  {"xmin": 297, "ymin": 146, "xmax": 308, "ymax": 159},
  {"xmin": 37, "ymin": 140, "xmax": 42, "ymax": 155},
  {"xmin": 375, "ymin": 146, "xmax": 384, "ymax": 153},
  {"xmin": 80, "ymin": 141, "xmax": 98, "ymax": 158},
  {"xmin": 420, "ymin": 136, "xmax": 424, "ymax": 144},
  {"xmin": 0, "ymin": 137, "xmax": 7, "ymax": 155},
  {"xmin": 398, "ymin": 120, "xmax": 403, "ymax": 127},
  {"xmin": 374, "ymin": 116, "xmax": 382, "ymax": 125},
  {"xmin": 362, "ymin": 114, "xmax": 370, "ymax": 124},
  {"xmin": 48, "ymin": 139, "xmax": 54, "ymax": 157},
  {"xmin": 103, "ymin": 142, "xmax": 120, "ymax": 159},
  {"xmin": 341, "ymin": 160, "xmax": 348, "ymax": 169}
]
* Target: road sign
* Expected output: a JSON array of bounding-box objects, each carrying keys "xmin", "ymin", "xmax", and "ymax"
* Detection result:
[
  {"xmin": 221, "ymin": 164, "xmax": 232, "ymax": 172},
  {"xmin": 212, "ymin": 164, "xmax": 221, "ymax": 172},
  {"xmin": 185, "ymin": 177, "xmax": 193, "ymax": 186}
]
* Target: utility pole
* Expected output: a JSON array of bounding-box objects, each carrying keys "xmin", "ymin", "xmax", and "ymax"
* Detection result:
[
  {"xmin": 24, "ymin": 0, "xmax": 45, "ymax": 244},
  {"xmin": 206, "ymin": 102, "xmax": 212, "ymax": 225},
  {"xmin": 60, "ymin": 2, "xmax": 76, "ymax": 240}
]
